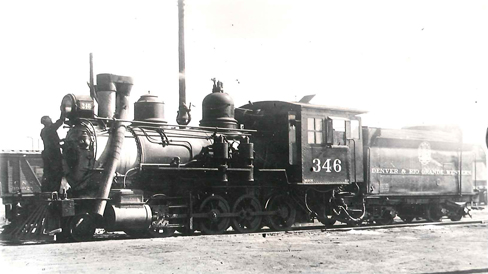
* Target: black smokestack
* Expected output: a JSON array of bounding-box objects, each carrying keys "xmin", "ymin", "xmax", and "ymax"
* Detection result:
[{"xmin": 176, "ymin": 0, "xmax": 191, "ymax": 125}]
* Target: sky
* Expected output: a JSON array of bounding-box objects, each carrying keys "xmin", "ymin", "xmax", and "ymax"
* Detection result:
[{"xmin": 0, "ymin": 0, "xmax": 487, "ymax": 150}]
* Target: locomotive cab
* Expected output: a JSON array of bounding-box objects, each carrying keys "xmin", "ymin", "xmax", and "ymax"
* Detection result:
[{"xmin": 236, "ymin": 101, "xmax": 365, "ymax": 186}]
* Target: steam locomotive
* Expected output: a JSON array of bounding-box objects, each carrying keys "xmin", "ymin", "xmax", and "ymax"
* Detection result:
[{"xmin": 0, "ymin": 72, "xmax": 483, "ymax": 242}]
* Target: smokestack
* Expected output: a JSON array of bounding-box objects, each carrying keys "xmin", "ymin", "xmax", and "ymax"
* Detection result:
[
  {"xmin": 176, "ymin": 0, "xmax": 191, "ymax": 125},
  {"xmin": 96, "ymin": 74, "xmax": 116, "ymax": 118},
  {"xmin": 93, "ymin": 74, "xmax": 133, "ymax": 218}
]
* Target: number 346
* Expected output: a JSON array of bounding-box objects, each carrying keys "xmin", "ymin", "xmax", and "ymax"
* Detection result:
[{"xmin": 312, "ymin": 158, "xmax": 342, "ymax": 173}]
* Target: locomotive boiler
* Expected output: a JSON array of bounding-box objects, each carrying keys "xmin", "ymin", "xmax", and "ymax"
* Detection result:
[{"xmin": 54, "ymin": 74, "xmax": 261, "ymax": 240}]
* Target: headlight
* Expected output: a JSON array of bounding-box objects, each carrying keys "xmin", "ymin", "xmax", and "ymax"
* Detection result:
[{"xmin": 61, "ymin": 94, "xmax": 94, "ymax": 119}]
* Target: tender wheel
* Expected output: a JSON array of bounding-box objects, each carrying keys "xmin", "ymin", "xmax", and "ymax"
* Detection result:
[
  {"xmin": 375, "ymin": 210, "xmax": 396, "ymax": 225},
  {"xmin": 265, "ymin": 194, "xmax": 296, "ymax": 231},
  {"xmin": 426, "ymin": 205, "xmax": 443, "ymax": 222},
  {"xmin": 375, "ymin": 215, "xmax": 394, "ymax": 225},
  {"xmin": 231, "ymin": 194, "xmax": 263, "ymax": 233},
  {"xmin": 68, "ymin": 213, "xmax": 96, "ymax": 242},
  {"xmin": 400, "ymin": 216, "xmax": 414, "ymax": 223},
  {"xmin": 315, "ymin": 204, "xmax": 336, "ymax": 227},
  {"xmin": 449, "ymin": 214, "xmax": 462, "ymax": 222},
  {"xmin": 449, "ymin": 210, "xmax": 463, "ymax": 222},
  {"xmin": 199, "ymin": 195, "xmax": 231, "ymax": 235}
]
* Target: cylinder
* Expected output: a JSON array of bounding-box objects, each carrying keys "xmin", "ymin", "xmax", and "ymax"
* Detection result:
[{"xmin": 104, "ymin": 204, "xmax": 152, "ymax": 231}]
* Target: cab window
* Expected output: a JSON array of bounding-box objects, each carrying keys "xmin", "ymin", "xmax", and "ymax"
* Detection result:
[
  {"xmin": 307, "ymin": 117, "xmax": 323, "ymax": 144},
  {"xmin": 350, "ymin": 119, "xmax": 360, "ymax": 139},
  {"xmin": 330, "ymin": 118, "xmax": 360, "ymax": 145},
  {"xmin": 332, "ymin": 118, "xmax": 346, "ymax": 145},
  {"xmin": 345, "ymin": 119, "xmax": 360, "ymax": 140}
]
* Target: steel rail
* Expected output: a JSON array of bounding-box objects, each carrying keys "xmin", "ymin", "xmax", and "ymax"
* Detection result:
[
  {"xmin": 290, "ymin": 219, "xmax": 485, "ymax": 233},
  {"xmin": 2, "ymin": 218, "xmax": 484, "ymax": 244}
]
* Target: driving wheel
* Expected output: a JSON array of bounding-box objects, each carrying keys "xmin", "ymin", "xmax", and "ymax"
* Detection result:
[
  {"xmin": 426, "ymin": 204, "xmax": 443, "ymax": 222},
  {"xmin": 199, "ymin": 195, "xmax": 231, "ymax": 235},
  {"xmin": 231, "ymin": 194, "xmax": 263, "ymax": 233},
  {"xmin": 265, "ymin": 194, "xmax": 296, "ymax": 231}
]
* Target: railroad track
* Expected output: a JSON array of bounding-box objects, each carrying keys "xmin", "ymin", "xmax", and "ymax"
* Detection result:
[
  {"xmin": 290, "ymin": 219, "xmax": 486, "ymax": 233},
  {"xmin": 117, "ymin": 218, "xmax": 486, "ymax": 239},
  {"xmin": 1, "ymin": 218, "xmax": 485, "ymax": 244}
]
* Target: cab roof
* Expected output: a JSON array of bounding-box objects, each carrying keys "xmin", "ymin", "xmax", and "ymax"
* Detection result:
[{"xmin": 239, "ymin": 100, "xmax": 368, "ymax": 116}]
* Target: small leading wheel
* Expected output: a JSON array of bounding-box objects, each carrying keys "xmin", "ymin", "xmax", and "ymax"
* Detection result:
[
  {"xmin": 231, "ymin": 194, "xmax": 263, "ymax": 233},
  {"xmin": 147, "ymin": 227, "xmax": 176, "ymax": 237},
  {"xmin": 124, "ymin": 227, "xmax": 175, "ymax": 238},
  {"xmin": 68, "ymin": 213, "xmax": 96, "ymax": 242},
  {"xmin": 145, "ymin": 194, "xmax": 177, "ymax": 237},
  {"xmin": 265, "ymin": 194, "xmax": 296, "ymax": 231},
  {"xmin": 426, "ymin": 205, "xmax": 443, "ymax": 222},
  {"xmin": 176, "ymin": 227, "xmax": 195, "ymax": 236},
  {"xmin": 199, "ymin": 195, "xmax": 231, "ymax": 235},
  {"xmin": 124, "ymin": 229, "xmax": 150, "ymax": 238}
]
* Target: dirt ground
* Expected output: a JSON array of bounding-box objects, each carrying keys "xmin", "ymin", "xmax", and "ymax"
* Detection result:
[{"xmin": 1, "ymin": 209, "xmax": 487, "ymax": 274}]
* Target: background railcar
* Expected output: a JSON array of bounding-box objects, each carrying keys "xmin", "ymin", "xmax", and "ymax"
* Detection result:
[
  {"xmin": 0, "ymin": 150, "xmax": 43, "ymax": 196},
  {"xmin": 0, "ymin": 150, "xmax": 43, "ymax": 231}
]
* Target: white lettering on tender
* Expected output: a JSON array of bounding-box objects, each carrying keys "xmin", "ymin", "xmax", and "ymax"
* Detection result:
[
  {"xmin": 371, "ymin": 168, "xmax": 399, "ymax": 174},
  {"xmin": 371, "ymin": 167, "xmax": 472, "ymax": 176}
]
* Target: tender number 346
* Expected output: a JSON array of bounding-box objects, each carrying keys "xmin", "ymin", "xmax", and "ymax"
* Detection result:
[{"xmin": 312, "ymin": 158, "xmax": 342, "ymax": 173}]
